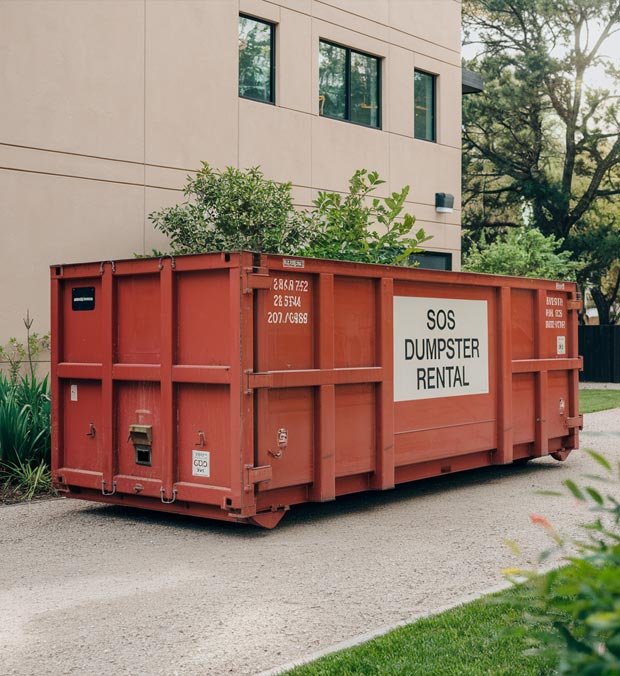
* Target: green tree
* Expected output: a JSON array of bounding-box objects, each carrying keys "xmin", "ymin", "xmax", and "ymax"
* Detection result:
[
  {"xmin": 462, "ymin": 0, "xmax": 620, "ymax": 321},
  {"xmin": 568, "ymin": 207, "xmax": 620, "ymax": 323},
  {"xmin": 463, "ymin": 226, "xmax": 579, "ymax": 279}
]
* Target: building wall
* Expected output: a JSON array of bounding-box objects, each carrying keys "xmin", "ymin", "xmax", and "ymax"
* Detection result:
[{"xmin": 0, "ymin": 0, "xmax": 462, "ymax": 349}]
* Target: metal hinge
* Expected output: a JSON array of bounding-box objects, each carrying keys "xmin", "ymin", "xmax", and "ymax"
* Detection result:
[
  {"xmin": 243, "ymin": 267, "xmax": 271, "ymax": 293},
  {"xmin": 566, "ymin": 299, "xmax": 583, "ymax": 311},
  {"xmin": 244, "ymin": 464, "xmax": 272, "ymax": 491},
  {"xmin": 566, "ymin": 415, "xmax": 583, "ymax": 430}
]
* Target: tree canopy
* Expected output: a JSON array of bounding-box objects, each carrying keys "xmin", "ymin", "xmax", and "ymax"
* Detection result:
[
  {"xmin": 462, "ymin": 0, "xmax": 620, "ymax": 321},
  {"xmin": 463, "ymin": 226, "xmax": 580, "ymax": 280}
]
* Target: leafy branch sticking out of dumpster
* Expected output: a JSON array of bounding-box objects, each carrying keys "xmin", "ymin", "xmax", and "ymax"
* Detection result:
[
  {"xmin": 304, "ymin": 169, "xmax": 431, "ymax": 265},
  {"xmin": 502, "ymin": 449, "xmax": 620, "ymax": 674},
  {"xmin": 148, "ymin": 163, "xmax": 430, "ymax": 266}
]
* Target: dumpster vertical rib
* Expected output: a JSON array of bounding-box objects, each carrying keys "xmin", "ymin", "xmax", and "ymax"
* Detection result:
[
  {"xmin": 534, "ymin": 289, "xmax": 548, "ymax": 456},
  {"xmin": 241, "ymin": 255, "xmax": 257, "ymax": 511},
  {"xmin": 230, "ymin": 262, "xmax": 248, "ymax": 512},
  {"xmin": 101, "ymin": 265, "xmax": 115, "ymax": 493},
  {"xmin": 567, "ymin": 289, "xmax": 580, "ymax": 449},
  {"xmin": 50, "ymin": 273, "xmax": 63, "ymax": 473},
  {"xmin": 310, "ymin": 273, "xmax": 336, "ymax": 502},
  {"xmin": 371, "ymin": 277, "xmax": 395, "ymax": 490},
  {"xmin": 251, "ymin": 258, "xmax": 270, "ymax": 510},
  {"xmin": 496, "ymin": 286, "xmax": 513, "ymax": 464},
  {"xmin": 160, "ymin": 261, "xmax": 175, "ymax": 501}
]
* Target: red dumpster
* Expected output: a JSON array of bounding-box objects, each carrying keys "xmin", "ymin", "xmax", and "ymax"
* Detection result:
[{"xmin": 51, "ymin": 252, "xmax": 583, "ymax": 528}]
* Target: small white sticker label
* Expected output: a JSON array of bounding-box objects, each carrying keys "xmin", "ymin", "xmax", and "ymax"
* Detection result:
[
  {"xmin": 282, "ymin": 258, "xmax": 305, "ymax": 269},
  {"xmin": 192, "ymin": 450, "xmax": 210, "ymax": 477},
  {"xmin": 70, "ymin": 384, "xmax": 78, "ymax": 402},
  {"xmin": 557, "ymin": 336, "xmax": 566, "ymax": 355}
]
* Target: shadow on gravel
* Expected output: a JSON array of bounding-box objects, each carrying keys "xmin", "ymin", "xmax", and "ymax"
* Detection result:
[
  {"xmin": 65, "ymin": 458, "xmax": 566, "ymax": 537},
  {"xmin": 68, "ymin": 502, "xmax": 269, "ymax": 538},
  {"xmin": 282, "ymin": 459, "xmax": 564, "ymax": 530}
]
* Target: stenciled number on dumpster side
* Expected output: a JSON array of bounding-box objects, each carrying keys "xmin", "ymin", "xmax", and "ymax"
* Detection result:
[
  {"xmin": 543, "ymin": 293, "xmax": 567, "ymax": 356},
  {"xmin": 544, "ymin": 295, "xmax": 566, "ymax": 330},
  {"xmin": 268, "ymin": 277, "xmax": 311, "ymax": 325},
  {"xmin": 273, "ymin": 278, "xmax": 309, "ymax": 293},
  {"xmin": 267, "ymin": 311, "xmax": 309, "ymax": 325},
  {"xmin": 273, "ymin": 294, "xmax": 302, "ymax": 308}
]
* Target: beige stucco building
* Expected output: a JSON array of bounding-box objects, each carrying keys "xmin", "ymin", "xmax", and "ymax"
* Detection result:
[{"xmin": 0, "ymin": 0, "xmax": 463, "ymax": 352}]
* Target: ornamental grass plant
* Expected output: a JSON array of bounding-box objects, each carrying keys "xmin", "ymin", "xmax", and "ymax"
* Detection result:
[{"xmin": 0, "ymin": 318, "xmax": 53, "ymax": 501}]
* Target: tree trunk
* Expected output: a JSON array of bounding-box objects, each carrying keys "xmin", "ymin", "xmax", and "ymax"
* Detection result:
[{"xmin": 590, "ymin": 286, "xmax": 611, "ymax": 325}]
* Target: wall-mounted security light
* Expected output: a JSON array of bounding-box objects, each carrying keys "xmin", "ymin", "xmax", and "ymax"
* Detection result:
[{"xmin": 435, "ymin": 193, "xmax": 454, "ymax": 214}]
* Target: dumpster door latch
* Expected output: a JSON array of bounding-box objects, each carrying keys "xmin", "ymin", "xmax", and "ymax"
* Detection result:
[
  {"xmin": 268, "ymin": 428, "xmax": 288, "ymax": 459},
  {"xmin": 244, "ymin": 464, "xmax": 272, "ymax": 491},
  {"xmin": 129, "ymin": 424, "xmax": 152, "ymax": 466}
]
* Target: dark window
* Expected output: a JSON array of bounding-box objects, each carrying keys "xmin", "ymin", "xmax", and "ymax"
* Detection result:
[
  {"xmin": 414, "ymin": 70, "xmax": 436, "ymax": 141},
  {"xmin": 411, "ymin": 252, "xmax": 452, "ymax": 271},
  {"xmin": 319, "ymin": 40, "xmax": 380, "ymax": 128},
  {"xmin": 319, "ymin": 42, "xmax": 346, "ymax": 120},
  {"xmin": 350, "ymin": 51, "xmax": 380, "ymax": 127},
  {"xmin": 239, "ymin": 15, "xmax": 275, "ymax": 103}
]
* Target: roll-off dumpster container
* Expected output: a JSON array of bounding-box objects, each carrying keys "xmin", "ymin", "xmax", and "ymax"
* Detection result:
[{"xmin": 51, "ymin": 252, "xmax": 583, "ymax": 527}]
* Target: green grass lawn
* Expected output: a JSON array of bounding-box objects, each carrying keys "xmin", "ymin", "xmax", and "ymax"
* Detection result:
[
  {"xmin": 287, "ymin": 587, "xmax": 556, "ymax": 676},
  {"xmin": 285, "ymin": 392, "xmax": 616, "ymax": 676},
  {"xmin": 580, "ymin": 388, "xmax": 620, "ymax": 414}
]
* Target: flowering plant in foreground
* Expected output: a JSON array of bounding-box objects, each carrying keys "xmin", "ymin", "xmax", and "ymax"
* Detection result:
[{"xmin": 504, "ymin": 450, "xmax": 620, "ymax": 675}]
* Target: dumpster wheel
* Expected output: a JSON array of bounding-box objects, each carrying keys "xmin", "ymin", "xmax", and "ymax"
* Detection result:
[{"xmin": 551, "ymin": 449, "xmax": 572, "ymax": 462}]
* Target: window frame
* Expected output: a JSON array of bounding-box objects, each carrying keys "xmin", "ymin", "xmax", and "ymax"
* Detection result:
[
  {"xmin": 414, "ymin": 69, "xmax": 437, "ymax": 142},
  {"xmin": 410, "ymin": 251, "xmax": 453, "ymax": 271},
  {"xmin": 319, "ymin": 39, "xmax": 382, "ymax": 130},
  {"xmin": 238, "ymin": 13, "xmax": 276, "ymax": 105}
]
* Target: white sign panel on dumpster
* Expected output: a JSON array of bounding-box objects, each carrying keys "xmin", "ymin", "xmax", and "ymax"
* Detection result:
[{"xmin": 393, "ymin": 296, "xmax": 489, "ymax": 401}]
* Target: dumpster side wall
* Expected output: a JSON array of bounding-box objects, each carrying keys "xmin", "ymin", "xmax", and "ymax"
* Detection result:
[
  {"xmin": 52, "ymin": 253, "xmax": 582, "ymax": 526},
  {"xmin": 250, "ymin": 255, "xmax": 581, "ymax": 515}
]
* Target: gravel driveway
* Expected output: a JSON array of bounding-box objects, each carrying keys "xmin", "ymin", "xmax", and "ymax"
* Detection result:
[{"xmin": 1, "ymin": 408, "xmax": 619, "ymax": 676}]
